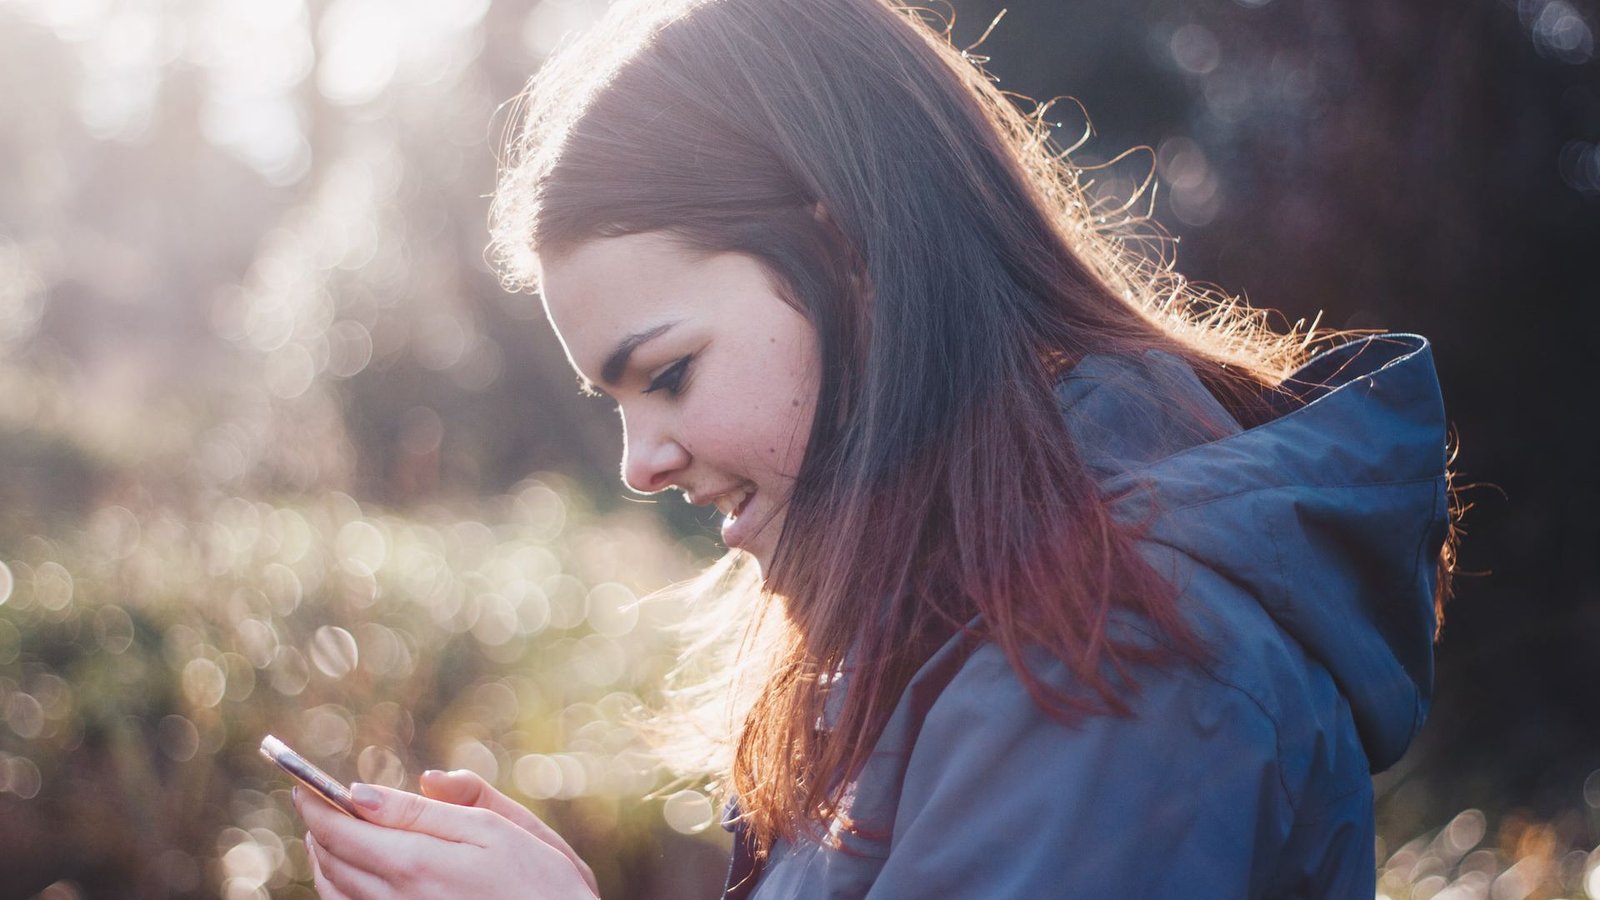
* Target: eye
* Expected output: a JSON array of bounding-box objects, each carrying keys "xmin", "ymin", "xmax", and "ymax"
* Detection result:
[{"xmin": 643, "ymin": 355, "xmax": 694, "ymax": 397}]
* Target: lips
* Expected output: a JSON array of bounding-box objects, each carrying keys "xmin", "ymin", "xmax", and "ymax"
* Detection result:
[
  {"xmin": 712, "ymin": 484, "xmax": 754, "ymax": 519},
  {"xmin": 686, "ymin": 483, "xmax": 760, "ymax": 549},
  {"xmin": 719, "ymin": 487, "xmax": 757, "ymax": 549}
]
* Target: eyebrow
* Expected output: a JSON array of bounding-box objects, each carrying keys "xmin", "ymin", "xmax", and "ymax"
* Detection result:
[{"xmin": 580, "ymin": 320, "xmax": 681, "ymax": 397}]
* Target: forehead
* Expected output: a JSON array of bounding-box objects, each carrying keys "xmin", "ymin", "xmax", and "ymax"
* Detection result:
[
  {"xmin": 539, "ymin": 231, "xmax": 803, "ymax": 375},
  {"xmin": 536, "ymin": 233, "xmax": 702, "ymax": 374},
  {"xmin": 539, "ymin": 232, "xmax": 703, "ymax": 332}
]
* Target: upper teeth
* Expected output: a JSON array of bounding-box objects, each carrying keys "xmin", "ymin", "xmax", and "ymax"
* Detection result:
[{"xmin": 714, "ymin": 487, "xmax": 752, "ymax": 518}]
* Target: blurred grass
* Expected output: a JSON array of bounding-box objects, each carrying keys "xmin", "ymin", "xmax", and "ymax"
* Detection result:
[
  {"xmin": 0, "ymin": 480, "xmax": 734, "ymax": 898},
  {"xmin": 6, "ymin": 487, "xmax": 1600, "ymax": 898},
  {"xmin": 2, "ymin": 0, "xmax": 1597, "ymax": 897}
]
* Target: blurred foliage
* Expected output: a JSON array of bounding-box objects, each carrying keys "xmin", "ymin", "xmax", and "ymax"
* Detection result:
[
  {"xmin": 0, "ymin": 1, "xmax": 738, "ymax": 895},
  {"xmin": 0, "ymin": 482, "xmax": 732, "ymax": 898},
  {"xmin": 0, "ymin": 0, "xmax": 1597, "ymax": 897}
]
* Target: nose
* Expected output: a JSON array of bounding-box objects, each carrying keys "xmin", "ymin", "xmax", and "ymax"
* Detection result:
[{"xmin": 620, "ymin": 411, "xmax": 690, "ymax": 495}]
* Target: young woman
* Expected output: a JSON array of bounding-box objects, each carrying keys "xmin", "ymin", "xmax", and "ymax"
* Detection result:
[{"xmin": 294, "ymin": 0, "xmax": 1455, "ymax": 896}]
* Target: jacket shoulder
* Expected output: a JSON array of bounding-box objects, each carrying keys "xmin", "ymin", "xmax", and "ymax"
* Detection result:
[
  {"xmin": 1054, "ymin": 349, "xmax": 1243, "ymax": 480},
  {"xmin": 871, "ymin": 638, "xmax": 1294, "ymax": 897}
]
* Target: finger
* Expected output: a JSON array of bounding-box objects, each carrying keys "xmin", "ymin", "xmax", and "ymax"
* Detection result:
[
  {"xmin": 418, "ymin": 768, "xmax": 473, "ymax": 803},
  {"xmin": 297, "ymin": 783, "xmax": 371, "ymax": 841},
  {"xmin": 348, "ymin": 782, "xmax": 503, "ymax": 845},
  {"xmin": 419, "ymin": 769, "xmax": 549, "ymax": 835},
  {"xmin": 308, "ymin": 832, "xmax": 393, "ymax": 900},
  {"xmin": 306, "ymin": 833, "xmax": 359, "ymax": 900},
  {"xmin": 419, "ymin": 769, "xmax": 599, "ymax": 895},
  {"xmin": 296, "ymin": 784, "xmax": 436, "ymax": 877}
]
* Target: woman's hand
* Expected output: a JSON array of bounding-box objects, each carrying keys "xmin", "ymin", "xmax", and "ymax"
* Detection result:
[
  {"xmin": 416, "ymin": 768, "xmax": 598, "ymax": 894},
  {"xmin": 294, "ymin": 775, "xmax": 599, "ymax": 899}
]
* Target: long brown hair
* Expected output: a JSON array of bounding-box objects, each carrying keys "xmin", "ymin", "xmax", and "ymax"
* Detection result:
[{"xmin": 490, "ymin": 0, "xmax": 1426, "ymax": 854}]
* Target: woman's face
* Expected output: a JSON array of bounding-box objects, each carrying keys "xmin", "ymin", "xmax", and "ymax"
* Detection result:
[{"xmin": 538, "ymin": 231, "xmax": 819, "ymax": 575}]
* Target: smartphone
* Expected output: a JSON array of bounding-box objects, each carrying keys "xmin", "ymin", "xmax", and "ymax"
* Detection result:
[{"xmin": 260, "ymin": 734, "xmax": 362, "ymax": 818}]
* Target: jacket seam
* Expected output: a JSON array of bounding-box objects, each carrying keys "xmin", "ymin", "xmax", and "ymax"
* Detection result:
[
  {"xmin": 1116, "ymin": 614, "xmax": 1297, "ymax": 815},
  {"xmin": 1403, "ymin": 479, "xmax": 1445, "ymax": 744},
  {"xmin": 1129, "ymin": 474, "xmax": 1444, "ymax": 520},
  {"xmin": 1081, "ymin": 335, "xmax": 1431, "ymax": 476},
  {"xmin": 1291, "ymin": 778, "xmax": 1370, "ymax": 825}
]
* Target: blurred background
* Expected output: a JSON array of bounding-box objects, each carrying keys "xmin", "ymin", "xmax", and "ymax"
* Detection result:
[{"xmin": 0, "ymin": 0, "xmax": 1595, "ymax": 897}]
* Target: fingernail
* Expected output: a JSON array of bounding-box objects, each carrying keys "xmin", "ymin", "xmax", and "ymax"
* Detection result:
[
  {"xmin": 351, "ymin": 783, "xmax": 382, "ymax": 810},
  {"xmin": 292, "ymin": 786, "xmax": 301, "ymax": 804},
  {"xmin": 422, "ymin": 769, "xmax": 443, "ymax": 779}
]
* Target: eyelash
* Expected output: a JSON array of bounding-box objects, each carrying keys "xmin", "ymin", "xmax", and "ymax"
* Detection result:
[{"xmin": 643, "ymin": 355, "xmax": 694, "ymax": 397}]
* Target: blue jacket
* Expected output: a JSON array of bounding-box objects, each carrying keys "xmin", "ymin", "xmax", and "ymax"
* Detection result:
[{"xmin": 727, "ymin": 334, "xmax": 1449, "ymax": 899}]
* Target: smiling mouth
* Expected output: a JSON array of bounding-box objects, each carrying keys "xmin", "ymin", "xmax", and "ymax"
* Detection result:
[{"xmin": 713, "ymin": 485, "xmax": 754, "ymax": 521}]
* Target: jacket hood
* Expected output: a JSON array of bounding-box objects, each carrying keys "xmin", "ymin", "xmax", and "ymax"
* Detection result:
[{"xmin": 1055, "ymin": 334, "xmax": 1449, "ymax": 772}]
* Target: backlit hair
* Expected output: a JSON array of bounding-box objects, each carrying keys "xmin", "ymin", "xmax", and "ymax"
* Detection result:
[{"xmin": 490, "ymin": 0, "xmax": 1450, "ymax": 855}]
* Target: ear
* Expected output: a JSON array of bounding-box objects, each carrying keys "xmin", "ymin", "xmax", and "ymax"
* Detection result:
[{"xmin": 808, "ymin": 199, "xmax": 871, "ymax": 294}]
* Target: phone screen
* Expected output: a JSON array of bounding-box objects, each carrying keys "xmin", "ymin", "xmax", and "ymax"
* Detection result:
[{"xmin": 260, "ymin": 734, "xmax": 361, "ymax": 818}]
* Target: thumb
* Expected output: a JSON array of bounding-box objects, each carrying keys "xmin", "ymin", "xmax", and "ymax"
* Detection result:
[
  {"xmin": 420, "ymin": 769, "xmax": 543, "ymax": 832},
  {"xmin": 418, "ymin": 768, "xmax": 479, "ymax": 805},
  {"xmin": 349, "ymin": 782, "xmax": 497, "ymax": 844},
  {"xmin": 419, "ymin": 769, "xmax": 598, "ymax": 895}
]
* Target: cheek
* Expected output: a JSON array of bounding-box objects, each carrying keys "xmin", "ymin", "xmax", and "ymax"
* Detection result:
[
  {"xmin": 766, "ymin": 358, "xmax": 817, "ymax": 472},
  {"xmin": 784, "ymin": 336, "xmax": 821, "ymax": 450},
  {"xmin": 697, "ymin": 327, "xmax": 816, "ymax": 475},
  {"xmin": 694, "ymin": 382, "xmax": 810, "ymax": 473}
]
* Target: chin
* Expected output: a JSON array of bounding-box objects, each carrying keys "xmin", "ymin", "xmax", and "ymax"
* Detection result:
[
  {"xmin": 738, "ymin": 543, "xmax": 771, "ymax": 581},
  {"xmin": 736, "ymin": 520, "xmax": 784, "ymax": 581}
]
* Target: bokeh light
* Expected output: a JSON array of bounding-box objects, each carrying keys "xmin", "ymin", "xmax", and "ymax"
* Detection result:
[
  {"xmin": 0, "ymin": 460, "xmax": 723, "ymax": 894},
  {"xmin": 662, "ymin": 789, "xmax": 715, "ymax": 835},
  {"xmin": 0, "ymin": 0, "xmax": 1591, "ymax": 896}
]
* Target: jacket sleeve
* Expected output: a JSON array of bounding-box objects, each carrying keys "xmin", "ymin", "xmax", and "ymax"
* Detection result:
[{"xmin": 863, "ymin": 642, "xmax": 1294, "ymax": 899}]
